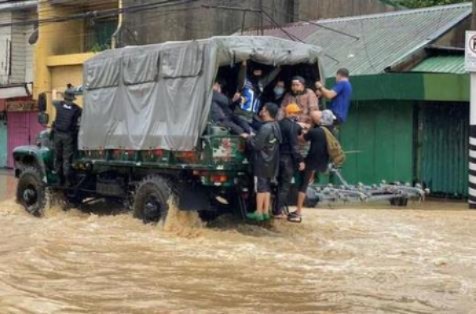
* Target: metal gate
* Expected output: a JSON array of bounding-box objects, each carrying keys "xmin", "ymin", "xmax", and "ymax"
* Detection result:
[
  {"xmin": 7, "ymin": 112, "xmax": 44, "ymax": 168},
  {"xmin": 418, "ymin": 102, "xmax": 469, "ymax": 197}
]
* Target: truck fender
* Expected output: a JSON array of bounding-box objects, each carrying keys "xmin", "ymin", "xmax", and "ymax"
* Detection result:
[{"xmin": 12, "ymin": 146, "xmax": 49, "ymax": 183}]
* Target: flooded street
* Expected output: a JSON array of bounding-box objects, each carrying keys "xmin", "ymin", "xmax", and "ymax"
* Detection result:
[{"xmin": 1, "ymin": 172, "xmax": 476, "ymax": 313}]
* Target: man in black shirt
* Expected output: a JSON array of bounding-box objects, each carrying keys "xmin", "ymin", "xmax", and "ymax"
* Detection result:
[
  {"xmin": 53, "ymin": 87, "xmax": 82, "ymax": 186},
  {"xmin": 244, "ymin": 102, "xmax": 282, "ymax": 222},
  {"xmin": 289, "ymin": 110, "xmax": 334, "ymax": 223},
  {"xmin": 274, "ymin": 103, "xmax": 305, "ymax": 218},
  {"xmin": 211, "ymin": 80, "xmax": 252, "ymax": 136}
]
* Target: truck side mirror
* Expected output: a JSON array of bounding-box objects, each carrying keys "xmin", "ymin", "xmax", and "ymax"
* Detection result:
[
  {"xmin": 38, "ymin": 92, "xmax": 47, "ymax": 112},
  {"xmin": 38, "ymin": 112, "xmax": 49, "ymax": 126}
]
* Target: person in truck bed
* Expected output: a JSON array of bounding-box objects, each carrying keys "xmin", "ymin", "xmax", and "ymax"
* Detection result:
[
  {"xmin": 281, "ymin": 76, "xmax": 319, "ymax": 123},
  {"xmin": 210, "ymin": 80, "xmax": 253, "ymax": 136}
]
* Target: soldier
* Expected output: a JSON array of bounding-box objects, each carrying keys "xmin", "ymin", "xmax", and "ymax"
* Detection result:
[{"xmin": 52, "ymin": 87, "xmax": 82, "ymax": 186}]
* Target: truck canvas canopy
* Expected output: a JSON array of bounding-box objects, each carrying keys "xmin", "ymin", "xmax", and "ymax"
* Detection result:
[{"xmin": 79, "ymin": 36, "xmax": 323, "ymax": 151}]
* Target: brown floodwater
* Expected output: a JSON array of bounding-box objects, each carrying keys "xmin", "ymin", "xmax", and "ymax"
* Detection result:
[{"xmin": 1, "ymin": 172, "xmax": 476, "ymax": 313}]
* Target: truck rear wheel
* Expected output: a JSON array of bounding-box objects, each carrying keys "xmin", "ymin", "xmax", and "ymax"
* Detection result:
[
  {"xmin": 133, "ymin": 176, "xmax": 171, "ymax": 224},
  {"xmin": 16, "ymin": 167, "xmax": 48, "ymax": 217},
  {"xmin": 390, "ymin": 197, "xmax": 408, "ymax": 207}
]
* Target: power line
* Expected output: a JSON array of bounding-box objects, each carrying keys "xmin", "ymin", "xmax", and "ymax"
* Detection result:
[
  {"xmin": 0, "ymin": 0, "xmax": 199, "ymax": 28},
  {"xmin": 262, "ymin": 10, "xmax": 302, "ymax": 42},
  {"xmin": 262, "ymin": 4, "xmax": 360, "ymax": 40},
  {"xmin": 202, "ymin": 3, "xmax": 359, "ymax": 41},
  {"xmin": 261, "ymin": 9, "xmax": 340, "ymax": 64}
]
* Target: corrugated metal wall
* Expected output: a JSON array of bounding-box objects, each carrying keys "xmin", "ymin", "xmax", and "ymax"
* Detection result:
[
  {"xmin": 339, "ymin": 100, "xmax": 414, "ymax": 185},
  {"xmin": 418, "ymin": 102, "xmax": 469, "ymax": 197},
  {"xmin": 7, "ymin": 111, "xmax": 44, "ymax": 168},
  {"xmin": 0, "ymin": 117, "xmax": 6, "ymax": 168}
]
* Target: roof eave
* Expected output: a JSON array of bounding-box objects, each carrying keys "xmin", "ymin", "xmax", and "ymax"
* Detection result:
[{"xmin": 385, "ymin": 9, "xmax": 471, "ymax": 73}]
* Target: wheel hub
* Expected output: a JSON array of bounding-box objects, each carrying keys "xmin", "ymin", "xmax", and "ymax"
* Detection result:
[
  {"xmin": 23, "ymin": 188, "xmax": 37, "ymax": 204},
  {"xmin": 144, "ymin": 197, "xmax": 162, "ymax": 222}
]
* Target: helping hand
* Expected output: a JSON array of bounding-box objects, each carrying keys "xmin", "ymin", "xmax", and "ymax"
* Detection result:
[
  {"xmin": 232, "ymin": 92, "xmax": 242, "ymax": 103},
  {"xmin": 240, "ymin": 133, "xmax": 250, "ymax": 139}
]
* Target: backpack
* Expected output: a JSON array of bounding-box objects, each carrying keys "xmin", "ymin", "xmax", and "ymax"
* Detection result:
[{"xmin": 321, "ymin": 127, "xmax": 346, "ymax": 167}]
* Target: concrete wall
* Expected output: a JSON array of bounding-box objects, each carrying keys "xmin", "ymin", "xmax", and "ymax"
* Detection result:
[
  {"xmin": 297, "ymin": 0, "xmax": 398, "ymax": 20},
  {"xmin": 121, "ymin": 0, "xmax": 293, "ymax": 45},
  {"xmin": 34, "ymin": 2, "xmax": 83, "ymax": 99},
  {"xmin": 121, "ymin": 0, "xmax": 398, "ymax": 45}
]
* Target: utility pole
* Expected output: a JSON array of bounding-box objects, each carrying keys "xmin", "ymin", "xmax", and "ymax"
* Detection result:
[
  {"xmin": 259, "ymin": 0, "xmax": 264, "ymax": 35},
  {"xmin": 468, "ymin": 1, "xmax": 476, "ymax": 208},
  {"xmin": 473, "ymin": 0, "xmax": 476, "ymax": 30}
]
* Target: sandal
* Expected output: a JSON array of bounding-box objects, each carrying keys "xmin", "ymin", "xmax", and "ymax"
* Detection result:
[
  {"xmin": 287, "ymin": 212, "xmax": 302, "ymax": 223},
  {"xmin": 273, "ymin": 213, "xmax": 288, "ymax": 219}
]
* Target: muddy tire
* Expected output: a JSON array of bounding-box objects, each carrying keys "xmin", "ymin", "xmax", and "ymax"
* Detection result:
[
  {"xmin": 16, "ymin": 167, "xmax": 48, "ymax": 217},
  {"xmin": 390, "ymin": 197, "xmax": 408, "ymax": 207},
  {"xmin": 133, "ymin": 176, "xmax": 171, "ymax": 224},
  {"xmin": 398, "ymin": 197, "xmax": 408, "ymax": 207}
]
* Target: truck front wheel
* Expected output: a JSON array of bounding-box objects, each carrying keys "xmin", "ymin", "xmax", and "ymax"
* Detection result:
[
  {"xmin": 16, "ymin": 167, "xmax": 48, "ymax": 217},
  {"xmin": 133, "ymin": 176, "xmax": 171, "ymax": 224}
]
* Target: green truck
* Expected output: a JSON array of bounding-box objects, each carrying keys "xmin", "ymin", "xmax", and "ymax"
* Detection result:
[{"xmin": 13, "ymin": 36, "xmax": 324, "ymax": 223}]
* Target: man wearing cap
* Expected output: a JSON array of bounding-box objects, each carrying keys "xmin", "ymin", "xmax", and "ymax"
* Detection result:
[
  {"xmin": 281, "ymin": 76, "xmax": 319, "ymax": 123},
  {"xmin": 289, "ymin": 110, "xmax": 335, "ymax": 223},
  {"xmin": 52, "ymin": 86, "xmax": 82, "ymax": 186},
  {"xmin": 274, "ymin": 103, "xmax": 305, "ymax": 218}
]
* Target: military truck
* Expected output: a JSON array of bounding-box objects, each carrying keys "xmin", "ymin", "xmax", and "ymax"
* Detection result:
[{"xmin": 13, "ymin": 36, "xmax": 324, "ymax": 223}]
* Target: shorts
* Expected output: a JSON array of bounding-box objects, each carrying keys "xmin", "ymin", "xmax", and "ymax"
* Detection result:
[
  {"xmin": 255, "ymin": 176, "xmax": 272, "ymax": 193},
  {"xmin": 298, "ymin": 168, "xmax": 315, "ymax": 193}
]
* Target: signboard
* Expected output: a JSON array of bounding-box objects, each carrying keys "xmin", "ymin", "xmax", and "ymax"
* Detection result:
[
  {"xmin": 5, "ymin": 99, "xmax": 36, "ymax": 112},
  {"xmin": 466, "ymin": 31, "xmax": 476, "ymax": 72}
]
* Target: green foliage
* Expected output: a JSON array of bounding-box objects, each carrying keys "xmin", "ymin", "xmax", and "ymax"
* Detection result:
[{"xmin": 391, "ymin": 0, "xmax": 470, "ymax": 8}]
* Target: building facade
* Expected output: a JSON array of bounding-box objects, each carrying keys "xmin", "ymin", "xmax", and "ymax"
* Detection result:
[
  {"xmin": 245, "ymin": 3, "xmax": 472, "ymax": 198},
  {"xmin": 34, "ymin": 0, "xmax": 118, "ymax": 118},
  {"xmin": 0, "ymin": 0, "xmax": 39, "ymax": 168},
  {"xmin": 119, "ymin": 0, "xmax": 398, "ymax": 46}
]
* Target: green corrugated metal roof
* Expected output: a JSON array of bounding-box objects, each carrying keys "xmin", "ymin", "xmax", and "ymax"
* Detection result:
[
  {"xmin": 411, "ymin": 55, "xmax": 465, "ymax": 74},
  {"xmin": 243, "ymin": 3, "xmax": 472, "ymax": 76}
]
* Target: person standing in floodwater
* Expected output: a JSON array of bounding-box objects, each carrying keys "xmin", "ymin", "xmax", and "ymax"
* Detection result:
[{"xmin": 242, "ymin": 102, "xmax": 282, "ymax": 222}]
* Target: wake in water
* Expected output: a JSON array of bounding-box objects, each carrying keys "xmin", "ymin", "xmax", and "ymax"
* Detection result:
[{"xmin": 161, "ymin": 200, "xmax": 206, "ymax": 238}]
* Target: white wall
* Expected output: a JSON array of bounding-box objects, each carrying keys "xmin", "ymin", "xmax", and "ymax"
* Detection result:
[
  {"xmin": 11, "ymin": 10, "xmax": 35, "ymax": 84},
  {"xmin": 0, "ymin": 11, "xmax": 12, "ymax": 85},
  {"xmin": 0, "ymin": 9, "xmax": 35, "ymax": 86}
]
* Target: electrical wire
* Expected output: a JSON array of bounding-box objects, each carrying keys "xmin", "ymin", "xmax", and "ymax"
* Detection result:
[{"xmin": 0, "ymin": 0, "xmax": 199, "ymax": 28}]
